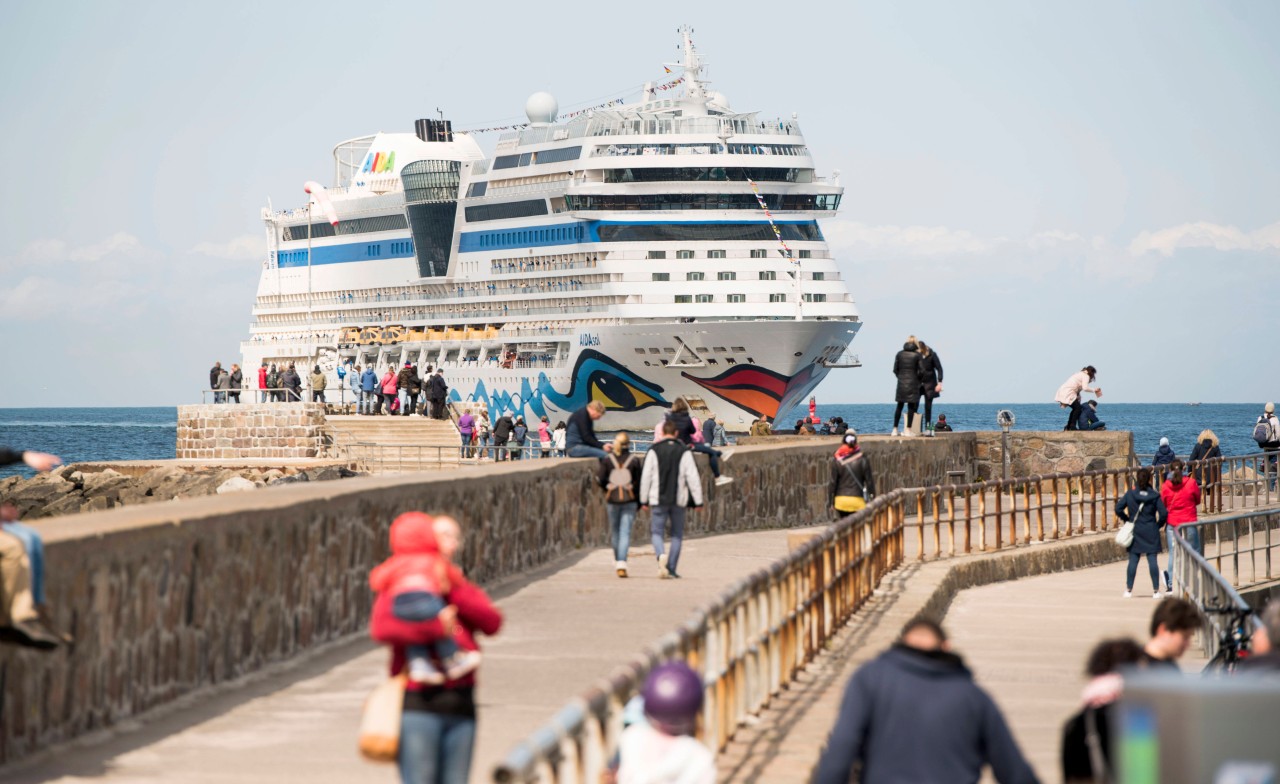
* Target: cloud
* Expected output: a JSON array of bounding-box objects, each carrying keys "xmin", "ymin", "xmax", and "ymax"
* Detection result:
[
  {"xmin": 67, "ymin": 231, "xmax": 144, "ymax": 262},
  {"xmin": 823, "ymin": 220, "xmax": 1003, "ymax": 256},
  {"xmin": 1128, "ymin": 220, "xmax": 1280, "ymax": 256},
  {"xmin": 190, "ymin": 233, "xmax": 266, "ymax": 260}
]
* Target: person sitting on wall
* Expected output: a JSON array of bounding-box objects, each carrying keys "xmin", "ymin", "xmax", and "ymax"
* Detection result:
[
  {"xmin": 934, "ymin": 414, "xmax": 953, "ymax": 432},
  {"xmin": 1078, "ymin": 400, "xmax": 1106, "ymax": 431},
  {"xmin": 0, "ymin": 447, "xmax": 65, "ymax": 650}
]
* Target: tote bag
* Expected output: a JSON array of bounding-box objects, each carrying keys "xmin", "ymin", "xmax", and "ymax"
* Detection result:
[{"xmin": 358, "ymin": 675, "xmax": 406, "ymax": 763}]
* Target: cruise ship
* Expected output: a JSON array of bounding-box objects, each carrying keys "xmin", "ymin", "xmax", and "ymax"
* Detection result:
[{"xmin": 243, "ymin": 28, "xmax": 861, "ymax": 431}]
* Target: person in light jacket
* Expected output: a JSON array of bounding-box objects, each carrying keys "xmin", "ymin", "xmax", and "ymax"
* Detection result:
[
  {"xmin": 1055, "ymin": 365, "xmax": 1101, "ymax": 431},
  {"xmin": 640, "ymin": 420, "xmax": 704, "ymax": 579},
  {"xmin": 310, "ymin": 365, "xmax": 326, "ymax": 403},
  {"xmin": 378, "ymin": 367, "xmax": 397, "ymax": 415},
  {"xmin": 347, "ymin": 364, "xmax": 361, "ymax": 412}
]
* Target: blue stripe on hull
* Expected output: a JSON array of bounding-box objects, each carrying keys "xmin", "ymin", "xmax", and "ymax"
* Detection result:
[
  {"xmin": 274, "ymin": 239, "xmax": 414, "ymax": 268},
  {"xmin": 457, "ymin": 219, "xmax": 819, "ymax": 254}
]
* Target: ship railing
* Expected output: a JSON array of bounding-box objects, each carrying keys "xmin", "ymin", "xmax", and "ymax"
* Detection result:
[
  {"xmin": 490, "ymin": 258, "xmax": 599, "ymax": 276},
  {"xmin": 251, "ymin": 303, "xmax": 606, "ymax": 327},
  {"xmin": 585, "ymin": 117, "xmax": 802, "ymax": 139},
  {"xmin": 260, "ymin": 281, "xmax": 601, "ymax": 310}
]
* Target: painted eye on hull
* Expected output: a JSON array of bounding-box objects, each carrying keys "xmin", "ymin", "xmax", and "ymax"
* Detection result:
[{"xmin": 590, "ymin": 373, "xmax": 656, "ymax": 410}]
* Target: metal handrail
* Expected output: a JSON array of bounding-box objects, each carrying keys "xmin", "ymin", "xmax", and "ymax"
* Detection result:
[
  {"xmin": 1168, "ymin": 515, "xmax": 1266, "ymax": 661},
  {"xmin": 1175, "ymin": 511, "xmax": 1279, "ymax": 591},
  {"xmin": 492, "ymin": 492, "xmax": 906, "ymax": 783},
  {"xmin": 494, "ymin": 454, "xmax": 1280, "ymax": 783}
]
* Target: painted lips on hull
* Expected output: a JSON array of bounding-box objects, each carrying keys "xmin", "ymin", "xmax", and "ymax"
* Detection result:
[{"xmin": 681, "ymin": 363, "xmax": 823, "ymax": 419}]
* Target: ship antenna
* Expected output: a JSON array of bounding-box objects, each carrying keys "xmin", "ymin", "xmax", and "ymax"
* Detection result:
[{"xmin": 677, "ymin": 24, "xmax": 707, "ymax": 102}]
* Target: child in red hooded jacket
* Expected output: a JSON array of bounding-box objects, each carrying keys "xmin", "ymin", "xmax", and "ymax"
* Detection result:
[{"xmin": 369, "ymin": 512, "xmax": 479, "ymax": 684}]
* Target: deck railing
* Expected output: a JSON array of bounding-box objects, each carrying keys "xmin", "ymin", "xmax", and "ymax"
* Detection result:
[
  {"xmin": 492, "ymin": 454, "xmax": 1280, "ymax": 783},
  {"xmin": 1168, "ymin": 513, "xmax": 1269, "ymax": 661}
]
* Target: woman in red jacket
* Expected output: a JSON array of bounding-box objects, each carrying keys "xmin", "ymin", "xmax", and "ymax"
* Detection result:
[
  {"xmin": 370, "ymin": 515, "xmax": 503, "ymax": 784},
  {"xmin": 1159, "ymin": 460, "xmax": 1202, "ymax": 592}
]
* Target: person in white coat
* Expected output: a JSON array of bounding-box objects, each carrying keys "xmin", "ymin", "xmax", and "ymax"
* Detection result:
[
  {"xmin": 640, "ymin": 420, "xmax": 704, "ymax": 579},
  {"xmin": 1055, "ymin": 365, "xmax": 1102, "ymax": 431}
]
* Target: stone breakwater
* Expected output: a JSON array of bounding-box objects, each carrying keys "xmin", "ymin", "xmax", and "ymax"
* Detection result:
[
  {"xmin": 0, "ymin": 432, "xmax": 1128, "ymax": 764},
  {"xmin": 0, "ymin": 464, "xmax": 360, "ymax": 520},
  {"xmin": 176, "ymin": 403, "xmax": 327, "ymax": 460}
]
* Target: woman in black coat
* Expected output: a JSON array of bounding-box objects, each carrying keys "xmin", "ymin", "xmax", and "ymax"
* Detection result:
[
  {"xmin": 1114, "ymin": 468, "xmax": 1168, "ymax": 597},
  {"xmin": 917, "ymin": 341, "xmax": 944, "ymax": 432},
  {"xmin": 890, "ymin": 340, "xmax": 922, "ymax": 436}
]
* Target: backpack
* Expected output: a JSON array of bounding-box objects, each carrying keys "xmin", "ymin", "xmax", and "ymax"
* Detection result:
[
  {"xmin": 606, "ymin": 454, "xmax": 637, "ymax": 503},
  {"xmin": 1254, "ymin": 416, "xmax": 1275, "ymax": 446}
]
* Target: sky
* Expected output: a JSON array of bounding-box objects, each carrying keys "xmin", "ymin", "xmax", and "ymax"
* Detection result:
[{"xmin": 1, "ymin": 0, "xmax": 1277, "ymax": 407}]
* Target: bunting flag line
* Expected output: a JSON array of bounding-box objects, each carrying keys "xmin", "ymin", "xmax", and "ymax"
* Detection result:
[
  {"xmin": 746, "ymin": 178, "xmax": 798, "ymax": 264},
  {"xmin": 458, "ymin": 77, "xmax": 685, "ymax": 134}
]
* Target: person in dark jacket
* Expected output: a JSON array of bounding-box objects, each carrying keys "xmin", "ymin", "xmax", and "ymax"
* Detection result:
[
  {"xmin": 1115, "ymin": 468, "xmax": 1168, "ymax": 598},
  {"xmin": 700, "ymin": 413, "xmax": 719, "ymax": 446},
  {"xmin": 359, "ymin": 365, "xmax": 378, "ymax": 414},
  {"xmin": 397, "ymin": 362, "xmax": 417, "ymax": 416},
  {"xmin": 1060, "ymin": 638, "xmax": 1145, "ymax": 783},
  {"xmin": 1078, "ymin": 400, "xmax": 1106, "ymax": 430},
  {"xmin": 428, "ymin": 369, "xmax": 449, "ymax": 419},
  {"xmin": 267, "ymin": 364, "xmax": 281, "ymax": 402},
  {"xmin": 596, "ymin": 432, "xmax": 644, "ymax": 577},
  {"xmin": 282, "ymin": 364, "xmax": 302, "ymax": 402},
  {"xmin": 828, "ymin": 431, "xmax": 875, "ymax": 518},
  {"xmin": 209, "ymin": 361, "xmax": 221, "ymax": 392},
  {"xmin": 566, "ymin": 401, "xmax": 610, "ymax": 459},
  {"xmin": 492, "ymin": 413, "xmax": 514, "ymax": 461},
  {"xmin": 934, "ymin": 414, "xmax": 953, "ymax": 432},
  {"xmin": 814, "ymin": 616, "xmax": 1039, "ymax": 784},
  {"xmin": 228, "ymin": 364, "xmax": 243, "ymax": 404},
  {"xmin": 891, "ymin": 340, "xmax": 923, "ymax": 437},
  {"xmin": 917, "ymin": 340, "xmax": 944, "ymax": 434},
  {"xmin": 511, "ymin": 417, "xmax": 528, "ymax": 460},
  {"xmin": 1187, "ymin": 429, "xmax": 1222, "ymax": 497},
  {"xmin": 668, "ymin": 398, "xmax": 730, "ymax": 485},
  {"xmin": 1152, "ymin": 437, "xmax": 1176, "ymax": 467}
]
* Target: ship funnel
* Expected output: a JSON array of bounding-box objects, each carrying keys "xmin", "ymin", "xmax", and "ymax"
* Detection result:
[{"xmin": 415, "ymin": 118, "xmax": 454, "ymax": 143}]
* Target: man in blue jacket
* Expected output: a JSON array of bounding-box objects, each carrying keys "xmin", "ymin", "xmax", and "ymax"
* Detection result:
[
  {"xmin": 359, "ymin": 365, "xmax": 379, "ymax": 415},
  {"xmin": 814, "ymin": 616, "xmax": 1039, "ymax": 784}
]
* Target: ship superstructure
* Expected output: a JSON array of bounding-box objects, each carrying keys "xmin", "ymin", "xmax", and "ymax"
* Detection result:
[{"xmin": 244, "ymin": 28, "xmax": 860, "ymax": 430}]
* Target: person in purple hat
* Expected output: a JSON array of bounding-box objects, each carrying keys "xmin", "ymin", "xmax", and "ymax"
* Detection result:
[{"xmin": 616, "ymin": 660, "xmax": 714, "ymax": 783}]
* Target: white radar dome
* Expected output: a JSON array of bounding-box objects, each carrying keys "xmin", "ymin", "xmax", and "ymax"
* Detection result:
[
  {"xmin": 709, "ymin": 91, "xmax": 732, "ymax": 111},
  {"xmin": 525, "ymin": 92, "xmax": 558, "ymax": 125}
]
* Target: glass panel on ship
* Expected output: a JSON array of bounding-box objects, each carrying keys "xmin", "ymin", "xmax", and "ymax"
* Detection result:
[{"xmin": 244, "ymin": 27, "xmax": 860, "ymax": 431}]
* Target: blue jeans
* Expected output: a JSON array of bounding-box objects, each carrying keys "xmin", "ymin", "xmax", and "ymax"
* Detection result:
[
  {"xmin": 361, "ymin": 390, "xmax": 377, "ymax": 414},
  {"xmin": 568, "ymin": 444, "xmax": 609, "ymax": 459},
  {"xmin": 692, "ymin": 443, "xmax": 722, "ymax": 477},
  {"xmin": 459, "ymin": 432, "xmax": 472, "ymax": 458},
  {"xmin": 607, "ymin": 502, "xmax": 638, "ymax": 561},
  {"xmin": 651, "ymin": 505, "xmax": 687, "ymax": 574},
  {"xmin": 2, "ymin": 522, "xmax": 44, "ymax": 606},
  {"xmin": 393, "ymin": 592, "xmax": 459, "ymax": 663},
  {"xmin": 1127, "ymin": 551, "xmax": 1159, "ymax": 591},
  {"xmin": 398, "ymin": 710, "xmax": 476, "ymax": 784},
  {"xmin": 1167, "ymin": 525, "xmax": 1204, "ymax": 584}
]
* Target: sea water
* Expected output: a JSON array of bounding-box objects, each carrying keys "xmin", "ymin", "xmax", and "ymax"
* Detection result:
[{"xmin": 0, "ymin": 404, "xmax": 1267, "ymax": 480}]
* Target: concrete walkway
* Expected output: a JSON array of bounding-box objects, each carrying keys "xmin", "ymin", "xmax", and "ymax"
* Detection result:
[{"xmin": 2, "ymin": 526, "xmax": 821, "ymax": 784}]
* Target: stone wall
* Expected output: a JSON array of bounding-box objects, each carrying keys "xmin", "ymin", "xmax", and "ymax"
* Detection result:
[
  {"xmin": 0, "ymin": 437, "xmax": 983, "ymax": 763},
  {"xmin": 972, "ymin": 430, "xmax": 1133, "ymax": 480},
  {"xmin": 175, "ymin": 403, "xmax": 326, "ymax": 460}
]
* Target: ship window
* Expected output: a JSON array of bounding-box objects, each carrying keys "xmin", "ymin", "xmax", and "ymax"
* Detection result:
[
  {"xmin": 750, "ymin": 249, "xmax": 768, "ymax": 258},
  {"xmin": 281, "ymin": 214, "xmax": 409, "ymax": 242},
  {"xmin": 687, "ymin": 272, "xmax": 704, "ymax": 281},
  {"xmin": 652, "ymin": 273, "xmax": 669, "ymax": 281},
  {"xmin": 564, "ymin": 194, "xmax": 838, "ymax": 212},
  {"xmin": 799, "ymin": 249, "xmax": 811, "ymax": 258},
  {"xmin": 713, "ymin": 347, "xmax": 727, "ymax": 352},
  {"xmin": 812, "ymin": 272, "xmax": 825, "ymax": 281},
  {"xmin": 732, "ymin": 346, "xmax": 746, "ymax": 352},
  {"xmin": 727, "ymin": 294, "xmax": 746, "ymax": 303},
  {"xmin": 635, "ymin": 348, "xmax": 647, "ymax": 354},
  {"xmin": 674, "ymin": 295, "xmax": 692, "ymax": 304},
  {"xmin": 676, "ymin": 250, "xmax": 694, "ymax": 259},
  {"xmin": 493, "ymin": 154, "xmax": 520, "ymax": 170},
  {"xmin": 465, "ymin": 199, "xmax": 548, "ymax": 222},
  {"xmin": 803, "ymin": 293, "xmax": 828, "ymax": 302},
  {"xmin": 707, "ymin": 358, "xmax": 718, "ymax": 365},
  {"xmin": 467, "ymin": 181, "xmax": 488, "ymax": 197},
  {"xmin": 708, "ymin": 249, "xmax": 726, "ymax": 258},
  {"xmin": 769, "ymin": 293, "xmax": 786, "ymax": 302},
  {"xmin": 533, "ymin": 146, "xmax": 582, "ymax": 164},
  {"xmin": 647, "ymin": 250, "xmax": 667, "ymax": 259},
  {"xmin": 760, "ymin": 271, "xmax": 777, "ymax": 280},
  {"xmin": 717, "ymin": 272, "xmax": 736, "ymax": 281},
  {"xmin": 726, "ymin": 358, "xmax": 737, "ymax": 365},
  {"xmin": 664, "ymin": 347, "xmax": 676, "ymax": 354},
  {"xmin": 648, "ymin": 348, "xmax": 661, "ymax": 354},
  {"xmin": 694, "ymin": 294, "xmax": 713, "ymax": 303},
  {"xmin": 602, "ymin": 167, "xmax": 799, "ymax": 183}
]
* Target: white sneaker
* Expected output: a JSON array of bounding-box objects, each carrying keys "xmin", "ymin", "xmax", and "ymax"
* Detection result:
[
  {"xmin": 442, "ymin": 650, "xmax": 482, "ymax": 681},
  {"xmin": 1123, "ymin": 591, "xmax": 1133, "ymax": 598},
  {"xmin": 890, "ymin": 428, "xmax": 899, "ymax": 437},
  {"xmin": 715, "ymin": 476, "xmax": 734, "ymax": 486},
  {"xmin": 616, "ymin": 560, "xmax": 628, "ymax": 578},
  {"xmin": 903, "ymin": 429, "xmax": 915, "ymax": 438},
  {"xmin": 1152, "ymin": 592, "xmax": 1161, "ymax": 599},
  {"xmin": 658, "ymin": 553, "xmax": 669, "ymax": 579}
]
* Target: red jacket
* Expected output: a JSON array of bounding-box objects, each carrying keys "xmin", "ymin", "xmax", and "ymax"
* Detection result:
[
  {"xmin": 258, "ymin": 366, "xmax": 268, "ymax": 388},
  {"xmin": 1161, "ymin": 478, "xmax": 1200, "ymax": 527},
  {"xmin": 370, "ymin": 577, "xmax": 502, "ymax": 689}
]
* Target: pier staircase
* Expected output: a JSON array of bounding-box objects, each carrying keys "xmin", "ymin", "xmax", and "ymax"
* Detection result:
[{"xmin": 324, "ymin": 415, "xmax": 462, "ymax": 472}]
